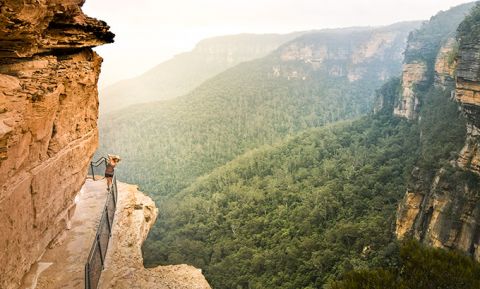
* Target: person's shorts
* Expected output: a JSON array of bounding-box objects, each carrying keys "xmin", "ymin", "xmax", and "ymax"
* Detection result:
[{"xmin": 105, "ymin": 173, "xmax": 114, "ymax": 178}]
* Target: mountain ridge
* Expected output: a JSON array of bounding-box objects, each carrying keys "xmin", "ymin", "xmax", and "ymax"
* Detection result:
[{"xmin": 99, "ymin": 32, "xmax": 303, "ymax": 114}]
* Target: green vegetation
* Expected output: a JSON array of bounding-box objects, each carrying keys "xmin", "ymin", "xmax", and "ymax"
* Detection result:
[
  {"xmin": 415, "ymin": 87, "xmax": 466, "ymax": 180},
  {"xmin": 143, "ymin": 112, "xmax": 420, "ymax": 288},
  {"xmin": 457, "ymin": 2, "xmax": 480, "ymax": 43},
  {"xmin": 329, "ymin": 240, "xmax": 480, "ymax": 289},
  {"xmin": 404, "ymin": 2, "xmax": 474, "ymax": 66},
  {"xmin": 447, "ymin": 41, "xmax": 459, "ymax": 66}
]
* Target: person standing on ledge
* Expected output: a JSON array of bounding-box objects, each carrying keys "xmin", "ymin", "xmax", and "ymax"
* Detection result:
[{"xmin": 105, "ymin": 154, "xmax": 121, "ymax": 190}]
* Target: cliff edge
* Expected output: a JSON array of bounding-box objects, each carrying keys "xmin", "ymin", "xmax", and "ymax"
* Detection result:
[
  {"xmin": 99, "ymin": 181, "xmax": 211, "ymax": 289},
  {"xmin": 0, "ymin": 1, "xmax": 113, "ymax": 288}
]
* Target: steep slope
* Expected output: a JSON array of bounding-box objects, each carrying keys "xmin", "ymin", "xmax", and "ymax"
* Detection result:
[
  {"xmin": 98, "ymin": 21, "xmax": 419, "ymax": 199},
  {"xmin": 396, "ymin": 2, "xmax": 480, "ymax": 261},
  {"xmin": 99, "ymin": 33, "xmax": 301, "ymax": 114},
  {"xmin": 0, "ymin": 1, "xmax": 113, "ymax": 288}
]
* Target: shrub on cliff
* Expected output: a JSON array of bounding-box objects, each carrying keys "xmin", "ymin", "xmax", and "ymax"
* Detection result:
[{"xmin": 330, "ymin": 240, "xmax": 480, "ymax": 289}]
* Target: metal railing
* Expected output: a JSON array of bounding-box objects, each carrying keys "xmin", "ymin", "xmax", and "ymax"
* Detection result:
[
  {"xmin": 89, "ymin": 157, "xmax": 107, "ymax": 181},
  {"xmin": 85, "ymin": 158, "xmax": 118, "ymax": 289}
]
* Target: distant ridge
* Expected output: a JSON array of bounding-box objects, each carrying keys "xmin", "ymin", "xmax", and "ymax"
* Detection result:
[{"xmin": 99, "ymin": 32, "xmax": 302, "ymax": 114}]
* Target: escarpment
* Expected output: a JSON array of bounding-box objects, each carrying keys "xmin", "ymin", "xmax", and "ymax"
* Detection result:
[
  {"xmin": 273, "ymin": 23, "xmax": 419, "ymax": 83},
  {"xmin": 0, "ymin": 1, "xmax": 113, "ymax": 288},
  {"xmin": 396, "ymin": 3, "xmax": 480, "ymax": 261}
]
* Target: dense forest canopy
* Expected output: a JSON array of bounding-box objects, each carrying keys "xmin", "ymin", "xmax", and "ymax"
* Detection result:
[{"xmin": 143, "ymin": 112, "xmax": 420, "ymax": 288}]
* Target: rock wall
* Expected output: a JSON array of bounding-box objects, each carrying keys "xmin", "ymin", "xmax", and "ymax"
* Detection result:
[
  {"xmin": 456, "ymin": 36, "xmax": 480, "ymax": 176},
  {"xmin": 392, "ymin": 61, "xmax": 428, "ymax": 119},
  {"xmin": 396, "ymin": 4, "xmax": 480, "ymax": 261},
  {"xmin": 0, "ymin": 1, "xmax": 113, "ymax": 288}
]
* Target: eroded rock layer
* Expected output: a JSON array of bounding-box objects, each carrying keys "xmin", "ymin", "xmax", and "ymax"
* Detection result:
[
  {"xmin": 0, "ymin": 1, "xmax": 113, "ymax": 288},
  {"xmin": 456, "ymin": 32, "xmax": 480, "ymax": 176}
]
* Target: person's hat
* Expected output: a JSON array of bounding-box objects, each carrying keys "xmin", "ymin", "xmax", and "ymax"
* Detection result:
[{"xmin": 107, "ymin": 154, "xmax": 121, "ymax": 161}]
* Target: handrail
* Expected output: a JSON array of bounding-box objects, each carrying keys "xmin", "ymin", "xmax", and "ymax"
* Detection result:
[
  {"xmin": 84, "ymin": 158, "xmax": 118, "ymax": 289},
  {"xmin": 89, "ymin": 157, "xmax": 107, "ymax": 181}
]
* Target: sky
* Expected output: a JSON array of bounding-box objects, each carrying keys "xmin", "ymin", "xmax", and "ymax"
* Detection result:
[{"xmin": 82, "ymin": 0, "xmax": 475, "ymax": 88}]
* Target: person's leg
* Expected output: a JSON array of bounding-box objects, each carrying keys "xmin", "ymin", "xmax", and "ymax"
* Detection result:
[{"xmin": 106, "ymin": 177, "xmax": 112, "ymax": 189}]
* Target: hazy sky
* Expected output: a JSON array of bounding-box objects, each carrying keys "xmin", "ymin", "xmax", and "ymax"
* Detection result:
[{"xmin": 83, "ymin": 0, "xmax": 474, "ymax": 88}]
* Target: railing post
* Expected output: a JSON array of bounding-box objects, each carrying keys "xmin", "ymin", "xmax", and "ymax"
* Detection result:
[
  {"xmin": 112, "ymin": 179, "xmax": 117, "ymax": 206},
  {"xmin": 105, "ymin": 206, "xmax": 112, "ymax": 236},
  {"xmin": 97, "ymin": 234, "xmax": 104, "ymax": 268},
  {"xmin": 85, "ymin": 263, "xmax": 90, "ymax": 289},
  {"xmin": 90, "ymin": 162, "xmax": 95, "ymax": 181}
]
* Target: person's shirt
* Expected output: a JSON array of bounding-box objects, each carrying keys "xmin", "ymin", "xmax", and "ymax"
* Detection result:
[{"xmin": 105, "ymin": 162, "xmax": 115, "ymax": 174}]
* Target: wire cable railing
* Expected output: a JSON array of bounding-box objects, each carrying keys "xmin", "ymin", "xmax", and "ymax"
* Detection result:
[{"xmin": 84, "ymin": 158, "xmax": 118, "ymax": 289}]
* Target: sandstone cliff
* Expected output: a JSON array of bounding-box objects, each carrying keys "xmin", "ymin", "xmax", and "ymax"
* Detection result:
[
  {"xmin": 396, "ymin": 3, "xmax": 480, "ymax": 261},
  {"xmin": 0, "ymin": 1, "xmax": 113, "ymax": 288}
]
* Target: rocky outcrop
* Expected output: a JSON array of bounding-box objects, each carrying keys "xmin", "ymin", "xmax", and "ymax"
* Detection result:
[
  {"xmin": 396, "ymin": 3, "xmax": 480, "ymax": 261},
  {"xmin": 392, "ymin": 62, "xmax": 428, "ymax": 119},
  {"xmin": 434, "ymin": 38, "xmax": 458, "ymax": 88},
  {"xmin": 393, "ymin": 37, "xmax": 457, "ymax": 119},
  {"xmin": 99, "ymin": 182, "xmax": 211, "ymax": 289},
  {"xmin": 0, "ymin": 1, "xmax": 113, "ymax": 288}
]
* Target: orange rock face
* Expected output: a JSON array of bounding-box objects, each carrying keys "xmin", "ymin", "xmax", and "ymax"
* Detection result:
[
  {"xmin": 395, "ymin": 21, "xmax": 480, "ymax": 261},
  {"xmin": 0, "ymin": 1, "xmax": 113, "ymax": 288}
]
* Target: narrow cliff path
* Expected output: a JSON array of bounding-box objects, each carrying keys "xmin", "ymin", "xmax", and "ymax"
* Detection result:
[
  {"xmin": 20, "ymin": 179, "xmax": 109, "ymax": 289},
  {"xmin": 19, "ymin": 178, "xmax": 211, "ymax": 289}
]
